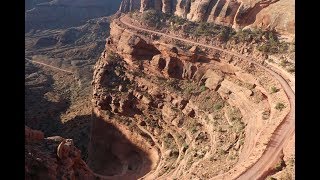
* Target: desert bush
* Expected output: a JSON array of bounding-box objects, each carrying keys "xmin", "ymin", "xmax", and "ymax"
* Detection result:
[
  {"xmin": 233, "ymin": 29, "xmax": 254, "ymax": 42},
  {"xmin": 257, "ymin": 32, "xmax": 289, "ymax": 54},
  {"xmin": 218, "ymin": 149, "xmax": 227, "ymax": 156},
  {"xmin": 218, "ymin": 26, "xmax": 233, "ymax": 42},
  {"xmin": 214, "ymin": 102, "xmax": 224, "ymax": 110},
  {"xmin": 270, "ymin": 86, "xmax": 279, "ymax": 93},
  {"xmin": 280, "ymin": 59, "xmax": 288, "ymax": 67},
  {"xmin": 169, "ymin": 15, "xmax": 187, "ymax": 25},
  {"xmin": 199, "ymin": 85, "xmax": 207, "ymax": 92},
  {"xmin": 287, "ymin": 66, "xmax": 295, "ymax": 73},
  {"xmin": 274, "ymin": 160, "xmax": 284, "ymax": 171},
  {"xmin": 232, "ymin": 120, "xmax": 246, "ymax": 133},
  {"xmin": 267, "ymin": 59, "xmax": 274, "ymax": 63},
  {"xmin": 142, "ymin": 10, "xmax": 166, "ymax": 28},
  {"xmin": 257, "ymin": 43, "xmax": 288, "ymax": 54},
  {"xmin": 275, "ymin": 102, "xmax": 285, "ymax": 111}
]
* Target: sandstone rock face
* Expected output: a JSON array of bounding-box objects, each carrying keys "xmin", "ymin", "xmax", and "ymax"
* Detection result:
[
  {"xmin": 118, "ymin": 0, "xmax": 294, "ymax": 35},
  {"xmin": 25, "ymin": 126, "xmax": 95, "ymax": 180},
  {"xmin": 88, "ymin": 16, "xmax": 293, "ymax": 179},
  {"xmin": 119, "ymin": 0, "xmax": 142, "ymax": 12},
  {"xmin": 203, "ymin": 69, "xmax": 223, "ymax": 90},
  {"xmin": 110, "ymin": 22, "xmax": 161, "ymax": 60}
]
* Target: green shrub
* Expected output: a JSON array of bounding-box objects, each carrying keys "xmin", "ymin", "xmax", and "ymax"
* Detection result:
[
  {"xmin": 218, "ymin": 27, "xmax": 232, "ymax": 42},
  {"xmin": 280, "ymin": 59, "xmax": 288, "ymax": 67},
  {"xmin": 142, "ymin": 10, "xmax": 166, "ymax": 28},
  {"xmin": 218, "ymin": 149, "xmax": 227, "ymax": 155},
  {"xmin": 233, "ymin": 29, "xmax": 254, "ymax": 42},
  {"xmin": 275, "ymin": 103, "xmax": 285, "ymax": 111},
  {"xmin": 169, "ymin": 15, "xmax": 187, "ymax": 25},
  {"xmin": 270, "ymin": 86, "xmax": 279, "ymax": 93},
  {"xmin": 274, "ymin": 160, "xmax": 284, "ymax": 171},
  {"xmin": 257, "ymin": 39, "xmax": 289, "ymax": 54},
  {"xmin": 214, "ymin": 102, "xmax": 224, "ymax": 110},
  {"xmin": 287, "ymin": 66, "xmax": 295, "ymax": 73},
  {"xmin": 200, "ymin": 85, "xmax": 207, "ymax": 92}
]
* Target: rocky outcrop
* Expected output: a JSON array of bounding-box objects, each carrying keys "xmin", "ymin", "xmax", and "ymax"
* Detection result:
[
  {"xmin": 25, "ymin": 126, "xmax": 95, "ymax": 180},
  {"xmin": 118, "ymin": 0, "xmax": 294, "ymax": 35}
]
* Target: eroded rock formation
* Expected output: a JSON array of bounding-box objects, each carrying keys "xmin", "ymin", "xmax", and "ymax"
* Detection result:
[
  {"xmin": 88, "ymin": 16, "xmax": 292, "ymax": 179},
  {"xmin": 118, "ymin": 0, "xmax": 295, "ymax": 35},
  {"xmin": 25, "ymin": 126, "xmax": 95, "ymax": 179}
]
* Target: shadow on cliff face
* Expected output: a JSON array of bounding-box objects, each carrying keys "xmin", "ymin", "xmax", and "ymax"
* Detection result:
[
  {"xmin": 87, "ymin": 113, "xmax": 153, "ymax": 179},
  {"xmin": 56, "ymin": 115, "xmax": 92, "ymax": 160},
  {"xmin": 236, "ymin": 0, "xmax": 279, "ymax": 27}
]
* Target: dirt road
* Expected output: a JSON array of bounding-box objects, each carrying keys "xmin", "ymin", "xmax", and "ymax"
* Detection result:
[
  {"xmin": 119, "ymin": 16, "xmax": 295, "ymax": 180},
  {"xmin": 25, "ymin": 58, "xmax": 74, "ymax": 74}
]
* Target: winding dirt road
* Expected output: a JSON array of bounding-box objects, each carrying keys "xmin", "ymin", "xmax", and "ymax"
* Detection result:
[
  {"xmin": 25, "ymin": 58, "xmax": 74, "ymax": 74},
  {"xmin": 119, "ymin": 16, "xmax": 295, "ymax": 180}
]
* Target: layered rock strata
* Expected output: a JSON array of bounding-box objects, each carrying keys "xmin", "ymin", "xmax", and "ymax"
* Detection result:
[
  {"xmin": 88, "ymin": 17, "xmax": 291, "ymax": 179},
  {"xmin": 118, "ymin": 0, "xmax": 294, "ymax": 35}
]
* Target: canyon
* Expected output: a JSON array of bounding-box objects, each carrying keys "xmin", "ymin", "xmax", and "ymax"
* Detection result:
[
  {"xmin": 87, "ymin": 14, "xmax": 294, "ymax": 179},
  {"xmin": 25, "ymin": 0, "xmax": 294, "ymax": 179}
]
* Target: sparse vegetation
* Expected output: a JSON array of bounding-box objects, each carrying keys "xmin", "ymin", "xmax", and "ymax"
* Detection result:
[
  {"xmin": 183, "ymin": 21, "xmax": 234, "ymax": 42},
  {"xmin": 275, "ymin": 103, "xmax": 285, "ymax": 111},
  {"xmin": 267, "ymin": 59, "xmax": 274, "ymax": 63},
  {"xmin": 226, "ymin": 106, "xmax": 242, "ymax": 119},
  {"xmin": 136, "ymin": 10, "xmax": 291, "ymax": 54},
  {"xmin": 200, "ymin": 85, "xmax": 207, "ymax": 92},
  {"xmin": 168, "ymin": 15, "xmax": 187, "ymax": 26},
  {"xmin": 239, "ymin": 138, "xmax": 244, "ymax": 145},
  {"xmin": 288, "ymin": 157, "xmax": 295, "ymax": 166},
  {"xmin": 190, "ymin": 125, "xmax": 198, "ymax": 134},
  {"xmin": 274, "ymin": 159, "xmax": 285, "ymax": 171},
  {"xmin": 270, "ymin": 86, "xmax": 279, "ymax": 94},
  {"xmin": 255, "ymin": 30, "xmax": 289, "ymax": 54},
  {"xmin": 168, "ymin": 78, "xmax": 181, "ymax": 90},
  {"xmin": 257, "ymin": 38, "xmax": 289, "ymax": 54},
  {"xmin": 280, "ymin": 59, "xmax": 289, "ymax": 68},
  {"xmin": 233, "ymin": 120, "xmax": 246, "ymax": 133},
  {"xmin": 287, "ymin": 66, "xmax": 295, "ymax": 73},
  {"xmin": 135, "ymin": 9, "xmax": 293, "ymax": 56},
  {"xmin": 266, "ymin": 177, "xmax": 277, "ymax": 180},
  {"xmin": 214, "ymin": 102, "xmax": 224, "ymax": 110},
  {"xmin": 141, "ymin": 10, "xmax": 167, "ymax": 29},
  {"xmin": 218, "ymin": 149, "xmax": 227, "ymax": 156},
  {"xmin": 278, "ymin": 59, "xmax": 295, "ymax": 73},
  {"xmin": 174, "ymin": 40, "xmax": 193, "ymax": 50}
]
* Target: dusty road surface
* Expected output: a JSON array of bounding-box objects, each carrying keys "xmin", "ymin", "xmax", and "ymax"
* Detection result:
[
  {"xmin": 119, "ymin": 16, "xmax": 295, "ymax": 180},
  {"xmin": 25, "ymin": 58, "xmax": 74, "ymax": 74}
]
